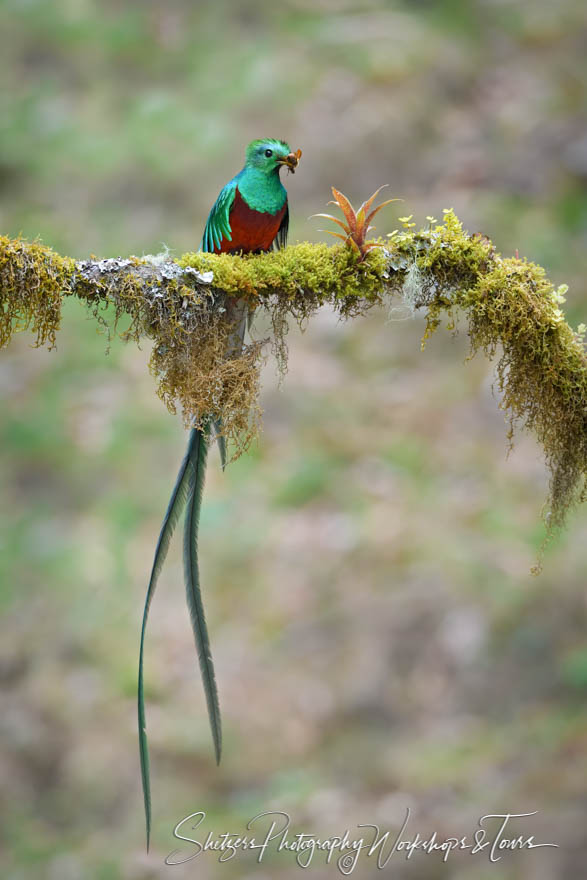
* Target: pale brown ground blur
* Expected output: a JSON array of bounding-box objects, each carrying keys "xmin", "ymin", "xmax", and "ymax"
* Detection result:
[{"xmin": 1, "ymin": 2, "xmax": 587, "ymax": 878}]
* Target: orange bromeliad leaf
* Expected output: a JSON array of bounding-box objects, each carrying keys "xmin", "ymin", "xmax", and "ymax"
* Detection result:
[
  {"xmin": 365, "ymin": 198, "xmax": 401, "ymax": 227},
  {"xmin": 355, "ymin": 187, "xmax": 383, "ymax": 231},
  {"xmin": 330, "ymin": 188, "xmax": 357, "ymax": 235},
  {"xmin": 311, "ymin": 213, "xmax": 350, "ymax": 233},
  {"xmin": 316, "ymin": 185, "xmax": 398, "ymax": 260},
  {"xmin": 323, "ymin": 230, "xmax": 350, "ymax": 241},
  {"xmin": 359, "ymin": 185, "xmax": 389, "ymax": 216}
]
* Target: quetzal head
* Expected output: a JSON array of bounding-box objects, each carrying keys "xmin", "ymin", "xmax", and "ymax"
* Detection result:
[{"xmin": 245, "ymin": 138, "xmax": 302, "ymax": 174}]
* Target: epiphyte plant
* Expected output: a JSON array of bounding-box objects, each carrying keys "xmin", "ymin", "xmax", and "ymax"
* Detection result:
[{"xmin": 314, "ymin": 185, "xmax": 401, "ymax": 260}]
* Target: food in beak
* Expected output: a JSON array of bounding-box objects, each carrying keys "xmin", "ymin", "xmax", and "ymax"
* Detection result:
[{"xmin": 280, "ymin": 148, "xmax": 302, "ymax": 173}]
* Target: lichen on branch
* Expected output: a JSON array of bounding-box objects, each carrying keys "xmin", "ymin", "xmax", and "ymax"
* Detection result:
[{"xmin": 1, "ymin": 210, "xmax": 586, "ymax": 561}]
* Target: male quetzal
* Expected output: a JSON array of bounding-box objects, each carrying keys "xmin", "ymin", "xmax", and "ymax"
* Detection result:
[{"xmin": 138, "ymin": 138, "xmax": 301, "ymax": 846}]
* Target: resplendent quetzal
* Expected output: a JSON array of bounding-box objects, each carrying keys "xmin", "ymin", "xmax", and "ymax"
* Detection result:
[{"xmin": 138, "ymin": 138, "xmax": 301, "ymax": 846}]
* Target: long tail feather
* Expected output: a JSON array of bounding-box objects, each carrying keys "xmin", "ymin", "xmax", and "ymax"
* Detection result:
[
  {"xmin": 138, "ymin": 430, "xmax": 199, "ymax": 850},
  {"xmin": 212, "ymin": 417, "xmax": 227, "ymax": 471},
  {"xmin": 183, "ymin": 423, "xmax": 222, "ymax": 764}
]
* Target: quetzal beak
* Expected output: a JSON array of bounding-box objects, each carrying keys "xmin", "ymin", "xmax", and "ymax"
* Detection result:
[{"xmin": 279, "ymin": 149, "xmax": 302, "ymax": 173}]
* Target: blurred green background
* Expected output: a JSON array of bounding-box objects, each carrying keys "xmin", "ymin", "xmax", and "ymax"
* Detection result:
[{"xmin": 1, "ymin": 1, "xmax": 587, "ymax": 878}]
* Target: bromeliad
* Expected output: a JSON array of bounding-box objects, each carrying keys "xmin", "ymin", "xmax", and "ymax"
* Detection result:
[
  {"xmin": 314, "ymin": 185, "xmax": 399, "ymax": 261},
  {"xmin": 137, "ymin": 138, "xmax": 301, "ymax": 847}
]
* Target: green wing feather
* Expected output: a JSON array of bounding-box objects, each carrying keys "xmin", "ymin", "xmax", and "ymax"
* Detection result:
[
  {"xmin": 200, "ymin": 179, "xmax": 237, "ymax": 252},
  {"xmin": 273, "ymin": 202, "xmax": 289, "ymax": 251},
  {"xmin": 183, "ymin": 422, "xmax": 222, "ymax": 764},
  {"xmin": 138, "ymin": 435, "xmax": 195, "ymax": 850}
]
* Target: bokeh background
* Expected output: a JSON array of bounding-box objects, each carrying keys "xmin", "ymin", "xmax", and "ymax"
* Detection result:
[{"xmin": 1, "ymin": 1, "xmax": 587, "ymax": 878}]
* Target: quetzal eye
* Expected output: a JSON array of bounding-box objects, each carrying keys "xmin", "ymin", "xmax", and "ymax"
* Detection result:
[{"xmin": 264, "ymin": 149, "xmax": 273, "ymax": 157}]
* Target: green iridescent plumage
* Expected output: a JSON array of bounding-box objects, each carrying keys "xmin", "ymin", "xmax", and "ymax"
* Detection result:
[
  {"xmin": 138, "ymin": 138, "xmax": 298, "ymax": 849},
  {"xmin": 200, "ymin": 139, "xmax": 293, "ymax": 252},
  {"xmin": 200, "ymin": 180, "xmax": 236, "ymax": 253}
]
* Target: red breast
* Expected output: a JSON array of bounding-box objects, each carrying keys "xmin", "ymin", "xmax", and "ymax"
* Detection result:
[{"xmin": 214, "ymin": 187, "xmax": 287, "ymax": 254}]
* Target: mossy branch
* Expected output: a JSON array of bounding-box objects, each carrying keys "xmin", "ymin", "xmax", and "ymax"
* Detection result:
[{"xmin": 1, "ymin": 211, "xmax": 586, "ymax": 564}]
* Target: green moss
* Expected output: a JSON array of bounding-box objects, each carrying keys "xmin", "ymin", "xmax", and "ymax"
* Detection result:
[
  {"xmin": 1, "ymin": 219, "xmax": 585, "ymax": 563},
  {"xmin": 178, "ymin": 241, "xmax": 387, "ymax": 310},
  {"xmin": 403, "ymin": 214, "xmax": 587, "ymax": 565},
  {"xmin": 0, "ymin": 235, "xmax": 74, "ymax": 349},
  {"xmin": 463, "ymin": 258, "xmax": 587, "ymax": 560}
]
